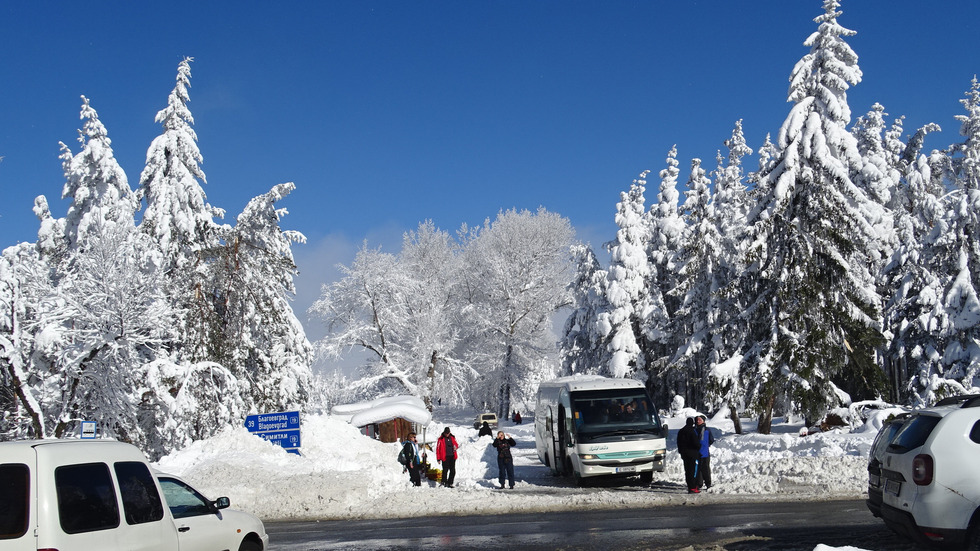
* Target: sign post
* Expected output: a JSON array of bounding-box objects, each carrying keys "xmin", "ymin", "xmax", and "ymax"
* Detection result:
[{"xmin": 245, "ymin": 411, "xmax": 301, "ymax": 454}]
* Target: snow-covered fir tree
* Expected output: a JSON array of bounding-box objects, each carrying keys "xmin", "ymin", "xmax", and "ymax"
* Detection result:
[
  {"xmin": 597, "ymin": 172, "xmax": 652, "ymax": 378},
  {"xmin": 59, "ymin": 96, "xmax": 139, "ymax": 254},
  {"xmin": 138, "ymin": 57, "xmax": 225, "ymax": 364},
  {"xmin": 559, "ymin": 243, "xmax": 609, "ymax": 376},
  {"xmin": 644, "ymin": 147, "xmax": 685, "ymax": 401},
  {"xmin": 909, "ymin": 76, "xmax": 980, "ymax": 402},
  {"xmin": 669, "ymin": 158, "xmax": 718, "ymax": 408},
  {"xmin": 738, "ymin": 0, "xmax": 886, "ymax": 431},
  {"xmin": 213, "ymin": 182, "xmax": 313, "ymax": 414},
  {"xmin": 703, "ymin": 121, "xmax": 753, "ymax": 432},
  {"xmin": 879, "ymin": 121, "xmax": 945, "ymax": 403}
]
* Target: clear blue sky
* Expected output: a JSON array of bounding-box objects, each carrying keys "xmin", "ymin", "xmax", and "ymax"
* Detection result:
[{"xmin": 2, "ymin": 1, "xmax": 979, "ymax": 331}]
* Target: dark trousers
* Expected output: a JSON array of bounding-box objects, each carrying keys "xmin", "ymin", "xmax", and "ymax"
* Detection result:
[
  {"xmin": 408, "ymin": 463, "xmax": 421, "ymax": 486},
  {"xmin": 682, "ymin": 456, "xmax": 700, "ymax": 490},
  {"xmin": 699, "ymin": 456, "xmax": 711, "ymax": 488},
  {"xmin": 497, "ymin": 459, "xmax": 514, "ymax": 488},
  {"xmin": 441, "ymin": 459, "xmax": 456, "ymax": 486}
]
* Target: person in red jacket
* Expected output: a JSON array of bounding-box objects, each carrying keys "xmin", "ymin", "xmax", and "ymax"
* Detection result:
[{"xmin": 435, "ymin": 427, "xmax": 459, "ymax": 488}]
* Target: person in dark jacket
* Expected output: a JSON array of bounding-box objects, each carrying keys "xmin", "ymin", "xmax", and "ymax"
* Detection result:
[
  {"xmin": 696, "ymin": 415, "xmax": 715, "ymax": 490},
  {"xmin": 676, "ymin": 417, "xmax": 701, "ymax": 493},
  {"xmin": 478, "ymin": 421, "xmax": 493, "ymax": 437},
  {"xmin": 492, "ymin": 431, "xmax": 517, "ymax": 489},
  {"xmin": 401, "ymin": 432, "xmax": 423, "ymax": 487},
  {"xmin": 435, "ymin": 427, "xmax": 459, "ymax": 488}
]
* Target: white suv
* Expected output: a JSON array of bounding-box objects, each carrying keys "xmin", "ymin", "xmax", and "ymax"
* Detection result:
[{"xmin": 877, "ymin": 394, "xmax": 980, "ymax": 548}]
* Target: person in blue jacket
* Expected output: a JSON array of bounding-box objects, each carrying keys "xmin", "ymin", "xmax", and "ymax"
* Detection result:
[{"xmin": 695, "ymin": 415, "xmax": 715, "ymax": 490}]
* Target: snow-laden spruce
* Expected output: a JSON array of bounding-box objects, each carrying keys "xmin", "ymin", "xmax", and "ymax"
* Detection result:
[{"xmin": 0, "ymin": 58, "xmax": 312, "ymax": 458}]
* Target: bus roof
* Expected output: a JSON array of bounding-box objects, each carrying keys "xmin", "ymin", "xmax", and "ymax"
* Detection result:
[{"xmin": 538, "ymin": 376, "xmax": 646, "ymax": 393}]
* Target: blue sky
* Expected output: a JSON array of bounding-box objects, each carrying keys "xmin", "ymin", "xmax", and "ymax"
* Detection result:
[{"xmin": 2, "ymin": 1, "xmax": 979, "ymax": 335}]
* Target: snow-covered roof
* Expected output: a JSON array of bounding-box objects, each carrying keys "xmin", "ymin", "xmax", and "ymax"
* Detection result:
[{"xmin": 333, "ymin": 395, "xmax": 432, "ymax": 427}]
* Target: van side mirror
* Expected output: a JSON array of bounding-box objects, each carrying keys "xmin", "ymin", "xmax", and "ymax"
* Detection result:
[{"xmin": 213, "ymin": 497, "xmax": 230, "ymax": 510}]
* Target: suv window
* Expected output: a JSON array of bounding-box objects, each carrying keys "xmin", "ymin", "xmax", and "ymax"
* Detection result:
[
  {"xmin": 158, "ymin": 477, "xmax": 213, "ymax": 519},
  {"xmin": 971, "ymin": 420, "xmax": 980, "ymax": 444},
  {"xmin": 871, "ymin": 420, "xmax": 905, "ymax": 461},
  {"xmin": 887, "ymin": 415, "xmax": 941, "ymax": 453},
  {"xmin": 55, "ymin": 463, "xmax": 120, "ymax": 534},
  {"xmin": 0, "ymin": 463, "xmax": 29, "ymax": 539},
  {"xmin": 114, "ymin": 462, "xmax": 164, "ymax": 525}
]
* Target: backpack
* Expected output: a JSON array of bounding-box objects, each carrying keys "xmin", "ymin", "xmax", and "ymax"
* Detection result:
[{"xmin": 397, "ymin": 447, "xmax": 408, "ymax": 465}]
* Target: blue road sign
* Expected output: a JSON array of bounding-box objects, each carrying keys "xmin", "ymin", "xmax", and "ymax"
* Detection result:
[{"xmin": 245, "ymin": 411, "xmax": 301, "ymax": 453}]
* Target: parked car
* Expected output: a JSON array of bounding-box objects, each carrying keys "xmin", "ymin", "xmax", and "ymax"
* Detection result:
[
  {"xmin": 866, "ymin": 412, "xmax": 908, "ymax": 517},
  {"xmin": 877, "ymin": 394, "xmax": 980, "ymax": 547},
  {"xmin": 473, "ymin": 412, "xmax": 499, "ymax": 430},
  {"xmin": 156, "ymin": 472, "xmax": 268, "ymax": 551}
]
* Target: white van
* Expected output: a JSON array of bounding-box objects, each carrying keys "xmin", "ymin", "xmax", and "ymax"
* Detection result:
[
  {"xmin": 535, "ymin": 375, "xmax": 668, "ymax": 484},
  {"xmin": 0, "ymin": 439, "xmax": 267, "ymax": 551},
  {"xmin": 0, "ymin": 439, "xmax": 179, "ymax": 550}
]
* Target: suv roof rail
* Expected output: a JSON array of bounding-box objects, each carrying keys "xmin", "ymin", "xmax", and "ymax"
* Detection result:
[
  {"xmin": 933, "ymin": 394, "xmax": 980, "ymax": 407},
  {"xmin": 961, "ymin": 395, "xmax": 980, "ymax": 409}
]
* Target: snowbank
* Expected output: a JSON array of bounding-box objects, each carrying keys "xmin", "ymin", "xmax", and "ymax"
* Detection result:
[{"xmin": 154, "ymin": 407, "xmax": 877, "ymax": 525}]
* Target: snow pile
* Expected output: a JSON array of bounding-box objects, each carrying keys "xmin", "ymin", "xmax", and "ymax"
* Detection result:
[{"xmin": 154, "ymin": 408, "xmax": 877, "ymax": 523}]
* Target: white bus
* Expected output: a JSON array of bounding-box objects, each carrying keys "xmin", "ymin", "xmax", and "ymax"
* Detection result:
[{"xmin": 535, "ymin": 375, "xmax": 668, "ymax": 484}]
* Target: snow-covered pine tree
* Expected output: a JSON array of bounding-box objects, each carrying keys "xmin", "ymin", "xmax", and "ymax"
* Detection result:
[
  {"xmin": 704, "ymin": 121, "xmax": 753, "ymax": 433},
  {"xmin": 214, "ymin": 182, "xmax": 313, "ymax": 414},
  {"xmin": 597, "ymin": 172, "xmax": 652, "ymax": 379},
  {"xmin": 739, "ymin": 0, "xmax": 886, "ymax": 431},
  {"xmin": 559, "ymin": 243, "xmax": 609, "ymax": 376},
  {"xmin": 879, "ymin": 121, "xmax": 945, "ymax": 403},
  {"xmin": 668, "ymin": 159, "xmax": 716, "ymax": 408},
  {"xmin": 644, "ymin": 147, "xmax": 685, "ymax": 402},
  {"xmin": 912, "ymin": 76, "xmax": 980, "ymax": 401},
  {"xmin": 138, "ymin": 57, "xmax": 225, "ymax": 364},
  {"xmin": 59, "ymin": 96, "xmax": 139, "ymax": 253}
]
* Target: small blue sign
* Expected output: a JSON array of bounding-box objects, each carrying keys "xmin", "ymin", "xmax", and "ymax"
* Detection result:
[
  {"xmin": 245, "ymin": 411, "xmax": 301, "ymax": 454},
  {"xmin": 80, "ymin": 421, "xmax": 97, "ymax": 439},
  {"xmin": 256, "ymin": 429, "xmax": 301, "ymax": 448}
]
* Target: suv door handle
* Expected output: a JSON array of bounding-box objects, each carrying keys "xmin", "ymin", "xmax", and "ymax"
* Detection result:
[{"xmin": 178, "ymin": 526, "xmax": 191, "ymax": 532}]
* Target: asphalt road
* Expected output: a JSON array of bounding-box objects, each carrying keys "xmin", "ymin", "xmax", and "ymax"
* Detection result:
[{"xmin": 264, "ymin": 498, "xmax": 926, "ymax": 550}]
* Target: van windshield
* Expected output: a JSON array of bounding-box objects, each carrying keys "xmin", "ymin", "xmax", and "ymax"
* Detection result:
[{"xmin": 570, "ymin": 389, "xmax": 662, "ymax": 441}]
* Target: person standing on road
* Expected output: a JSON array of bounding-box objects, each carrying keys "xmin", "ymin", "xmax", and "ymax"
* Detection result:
[
  {"xmin": 402, "ymin": 433, "xmax": 423, "ymax": 487},
  {"xmin": 676, "ymin": 417, "xmax": 701, "ymax": 493},
  {"xmin": 492, "ymin": 431, "xmax": 517, "ymax": 489},
  {"xmin": 696, "ymin": 415, "xmax": 714, "ymax": 490},
  {"xmin": 436, "ymin": 427, "xmax": 459, "ymax": 488}
]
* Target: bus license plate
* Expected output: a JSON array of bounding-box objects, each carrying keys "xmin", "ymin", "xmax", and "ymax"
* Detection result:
[
  {"xmin": 616, "ymin": 466, "xmax": 636, "ymax": 473},
  {"xmin": 884, "ymin": 479, "xmax": 901, "ymax": 496}
]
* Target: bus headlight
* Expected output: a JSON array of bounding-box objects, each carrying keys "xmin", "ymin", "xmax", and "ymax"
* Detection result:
[{"xmin": 580, "ymin": 454, "xmax": 598, "ymax": 460}]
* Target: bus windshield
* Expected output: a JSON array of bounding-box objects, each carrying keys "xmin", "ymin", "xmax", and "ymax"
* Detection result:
[{"xmin": 569, "ymin": 388, "xmax": 662, "ymax": 441}]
